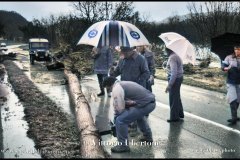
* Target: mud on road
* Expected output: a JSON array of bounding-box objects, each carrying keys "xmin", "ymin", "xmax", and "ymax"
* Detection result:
[{"xmin": 2, "ymin": 60, "xmax": 82, "ymax": 158}]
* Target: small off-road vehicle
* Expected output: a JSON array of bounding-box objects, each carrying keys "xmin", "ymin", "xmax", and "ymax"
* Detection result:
[
  {"xmin": 29, "ymin": 38, "xmax": 52, "ymax": 65},
  {"xmin": 0, "ymin": 42, "xmax": 8, "ymax": 52}
]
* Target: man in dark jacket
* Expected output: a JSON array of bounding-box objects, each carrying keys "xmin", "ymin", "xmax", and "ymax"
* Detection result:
[{"xmin": 110, "ymin": 46, "xmax": 150, "ymax": 88}]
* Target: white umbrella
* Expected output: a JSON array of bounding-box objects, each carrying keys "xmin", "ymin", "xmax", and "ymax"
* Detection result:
[
  {"xmin": 77, "ymin": 20, "xmax": 150, "ymax": 48},
  {"xmin": 159, "ymin": 32, "xmax": 196, "ymax": 65}
]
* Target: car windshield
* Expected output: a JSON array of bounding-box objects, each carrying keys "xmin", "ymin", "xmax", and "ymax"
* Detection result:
[
  {"xmin": 1, "ymin": 43, "xmax": 6, "ymax": 47},
  {"xmin": 30, "ymin": 42, "xmax": 48, "ymax": 49}
]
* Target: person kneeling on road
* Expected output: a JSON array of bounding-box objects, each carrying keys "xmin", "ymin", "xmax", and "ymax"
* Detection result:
[{"xmin": 103, "ymin": 76, "xmax": 156, "ymax": 153}]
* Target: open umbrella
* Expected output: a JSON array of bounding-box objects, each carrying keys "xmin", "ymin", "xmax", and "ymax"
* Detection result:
[
  {"xmin": 211, "ymin": 32, "xmax": 240, "ymax": 60},
  {"xmin": 77, "ymin": 20, "xmax": 150, "ymax": 48},
  {"xmin": 159, "ymin": 32, "xmax": 196, "ymax": 65}
]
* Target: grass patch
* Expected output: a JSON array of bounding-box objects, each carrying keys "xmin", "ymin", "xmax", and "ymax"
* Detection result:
[{"xmin": 155, "ymin": 68, "xmax": 227, "ymax": 93}]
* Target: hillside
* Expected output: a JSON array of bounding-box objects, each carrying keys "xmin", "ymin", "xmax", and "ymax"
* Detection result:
[{"xmin": 0, "ymin": 10, "xmax": 28, "ymax": 40}]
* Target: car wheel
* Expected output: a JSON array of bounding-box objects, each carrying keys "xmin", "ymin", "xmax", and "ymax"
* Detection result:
[{"xmin": 30, "ymin": 55, "xmax": 34, "ymax": 65}]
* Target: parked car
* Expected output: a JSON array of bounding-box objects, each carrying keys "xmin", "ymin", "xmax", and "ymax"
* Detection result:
[
  {"xmin": 0, "ymin": 43, "xmax": 8, "ymax": 52},
  {"xmin": 29, "ymin": 38, "xmax": 52, "ymax": 65}
]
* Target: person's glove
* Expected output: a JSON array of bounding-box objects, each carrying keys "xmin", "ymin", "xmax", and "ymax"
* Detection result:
[
  {"xmin": 148, "ymin": 75, "xmax": 154, "ymax": 85},
  {"xmin": 125, "ymin": 100, "xmax": 136, "ymax": 107},
  {"xmin": 109, "ymin": 66, "xmax": 115, "ymax": 76},
  {"xmin": 165, "ymin": 85, "xmax": 170, "ymax": 93}
]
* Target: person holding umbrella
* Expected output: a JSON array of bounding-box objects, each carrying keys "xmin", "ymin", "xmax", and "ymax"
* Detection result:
[
  {"xmin": 159, "ymin": 32, "xmax": 196, "ymax": 122},
  {"xmin": 222, "ymin": 45, "xmax": 240, "ymax": 125},
  {"xmin": 91, "ymin": 46, "xmax": 113, "ymax": 97},
  {"xmin": 165, "ymin": 47, "xmax": 184, "ymax": 122},
  {"xmin": 110, "ymin": 46, "xmax": 150, "ymax": 89}
]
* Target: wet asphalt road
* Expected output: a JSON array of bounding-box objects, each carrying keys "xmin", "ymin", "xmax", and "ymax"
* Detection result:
[
  {"xmin": 80, "ymin": 75, "xmax": 240, "ymax": 158},
  {"xmin": 1, "ymin": 44, "xmax": 240, "ymax": 158}
]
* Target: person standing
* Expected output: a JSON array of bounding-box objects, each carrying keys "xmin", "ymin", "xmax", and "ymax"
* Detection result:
[
  {"xmin": 110, "ymin": 46, "xmax": 150, "ymax": 134},
  {"xmin": 102, "ymin": 76, "xmax": 155, "ymax": 153},
  {"xmin": 165, "ymin": 48, "xmax": 184, "ymax": 122},
  {"xmin": 91, "ymin": 46, "xmax": 113, "ymax": 97},
  {"xmin": 137, "ymin": 45, "xmax": 156, "ymax": 92},
  {"xmin": 110, "ymin": 46, "xmax": 150, "ymax": 88},
  {"xmin": 222, "ymin": 45, "xmax": 240, "ymax": 125}
]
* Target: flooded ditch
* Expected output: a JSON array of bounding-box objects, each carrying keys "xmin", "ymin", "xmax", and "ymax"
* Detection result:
[
  {"xmin": 0, "ymin": 73, "xmax": 41, "ymax": 158},
  {"xmin": 0, "ymin": 60, "xmax": 81, "ymax": 158}
]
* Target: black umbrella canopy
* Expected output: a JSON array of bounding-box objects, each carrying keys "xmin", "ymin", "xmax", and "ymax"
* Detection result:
[{"xmin": 211, "ymin": 32, "xmax": 240, "ymax": 60}]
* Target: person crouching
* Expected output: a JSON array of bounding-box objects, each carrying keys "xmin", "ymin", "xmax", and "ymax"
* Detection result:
[{"xmin": 102, "ymin": 76, "xmax": 156, "ymax": 153}]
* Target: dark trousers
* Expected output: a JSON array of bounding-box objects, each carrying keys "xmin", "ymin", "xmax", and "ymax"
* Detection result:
[
  {"xmin": 97, "ymin": 74, "xmax": 108, "ymax": 93},
  {"xmin": 146, "ymin": 81, "xmax": 152, "ymax": 92},
  {"xmin": 168, "ymin": 76, "xmax": 184, "ymax": 120},
  {"xmin": 230, "ymin": 100, "xmax": 239, "ymax": 120}
]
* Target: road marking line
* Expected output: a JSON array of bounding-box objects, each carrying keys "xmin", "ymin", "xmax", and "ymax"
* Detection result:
[
  {"xmin": 82, "ymin": 76, "xmax": 96, "ymax": 81},
  {"xmin": 156, "ymin": 101, "xmax": 240, "ymax": 135},
  {"xmin": 82, "ymin": 76, "xmax": 239, "ymax": 134}
]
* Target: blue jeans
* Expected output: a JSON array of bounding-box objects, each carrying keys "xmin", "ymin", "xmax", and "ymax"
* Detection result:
[{"xmin": 115, "ymin": 102, "xmax": 155, "ymax": 145}]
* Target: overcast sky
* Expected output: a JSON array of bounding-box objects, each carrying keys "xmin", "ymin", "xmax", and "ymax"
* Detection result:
[{"xmin": 0, "ymin": 1, "xmax": 197, "ymax": 22}]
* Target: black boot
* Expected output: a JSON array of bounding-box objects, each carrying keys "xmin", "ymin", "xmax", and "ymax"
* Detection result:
[
  {"xmin": 227, "ymin": 118, "xmax": 237, "ymax": 124},
  {"xmin": 97, "ymin": 90, "xmax": 105, "ymax": 96},
  {"xmin": 97, "ymin": 79, "xmax": 105, "ymax": 96},
  {"xmin": 228, "ymin": 101, "xmax": 238, "ymax": 125},
  {"xmin": 237, "ymin": 102, "xmax": 240, "ymax": 121}
]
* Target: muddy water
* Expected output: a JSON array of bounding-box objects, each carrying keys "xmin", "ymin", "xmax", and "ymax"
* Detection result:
[
  {"xmin": 0, "ymin": 60, "xmax": 77, "ymax": 158},
  {"xmin": 16, "ymin": 61, "xmax": 75, "ymax": 121},
  {"xmin": 34, "ymin": 83, "xmax": 75, "ymax": 121},
  {"xmin": 27, "ymin": 65, "xmax": 75, "ymax": 121},
  {"xmin": 0, "ymin": 74, "xmax": 41, "ymax": 158}
]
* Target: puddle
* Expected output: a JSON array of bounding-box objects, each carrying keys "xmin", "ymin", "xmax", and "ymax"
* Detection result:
[
  {"xmin": 15, "ymin": 60, "xmax": 75, "ymax": 120},
  {"xmin": 35, "ymin": 83, "xmax": 75, "ymax": 121},
  {"xmin": 0, "ymin": 64, "xmax": 76, "ymax": 158},
  {"xmin": 0, "ymin": 74, "xmax": 41, "ymax": 158}
]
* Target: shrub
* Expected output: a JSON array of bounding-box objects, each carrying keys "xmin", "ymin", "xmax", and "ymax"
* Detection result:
[{"xmin": 183, "ymin": 63, "xmax": 195, "ymax": 74}]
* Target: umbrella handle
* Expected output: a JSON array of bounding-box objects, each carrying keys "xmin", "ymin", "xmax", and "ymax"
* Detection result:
[
  {"xmin": 162, "ymin": 60, "xmax": 170, "ymax": 74},
  {"xmin": 162, "ymin": 60, "xmax": 168, "ymax": 70}
]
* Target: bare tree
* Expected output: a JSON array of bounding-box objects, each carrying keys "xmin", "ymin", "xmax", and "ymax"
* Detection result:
[
  {"xmin": 72, "ymin": 1, "xmax": 135, "ymax": 22},
  {"xmin": 141, "ymin": 12, "xmax": 151, "ymax": 24},
  {"xmin": 72, "ymin": 1, "xmax": 100, "ymax": 24},
  {"xmin": 167, "ymin": 15, "xmax": 181, "ymax": 31},
  {"xmin": 41, "ymin": 14, "xmax": 57, "ymax": 46},
  {"xmin": 187, "ymin": 2, "xmax": 240, "ymax": 46},
  {"xmin": 111, "ymin": 2, "xmax": 135, "ymax": 21},
  {"xmin": 98, "ymin": 1, "xmax": 114, "ymax": 20}
]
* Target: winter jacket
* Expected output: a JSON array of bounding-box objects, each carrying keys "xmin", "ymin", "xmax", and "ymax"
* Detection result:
[
  {"xmin": 93, "ymin": 46, "xmax": 113, "ymax": 74},
  {"xmin": 222, "ymin": 54, "xmax": 240, "ymax": 84}
]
